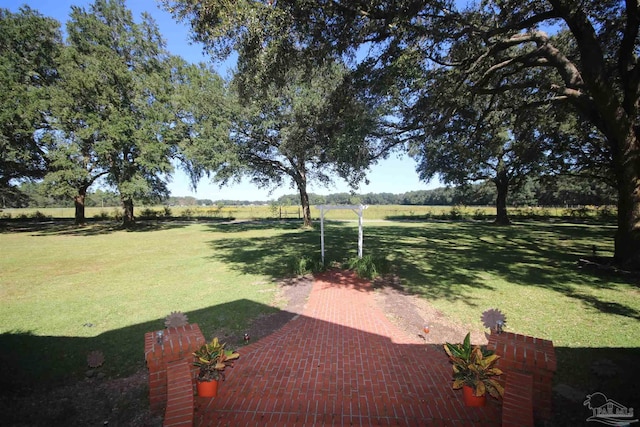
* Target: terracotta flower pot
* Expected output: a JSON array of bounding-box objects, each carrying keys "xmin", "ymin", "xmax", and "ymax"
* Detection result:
[
  {"xmin": 196, "ymin": 379, "xmax": 219, "ymax": 398},
  {"xmin": 462, "ymin": 385, "xmax": 486, "ymax": 407}
]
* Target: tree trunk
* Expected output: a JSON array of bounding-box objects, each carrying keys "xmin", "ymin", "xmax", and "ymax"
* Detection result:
[
  {"xmin": 493, "ymin": 171, "xmax": 511, "ymax": 225},
  {"xmin": 122, "ymin": 197, "xmax": 135, "ymax": 227},
  {"xmin": 299, "ymin": 184, "xmax": 312, "ymax": 227},
  {"xmin": 557, "ymin": 7, "xmax": 640, "ymax": 269},
  {"xmin": 613, "ymin": 130, "xmax": 640, "ymax": 270},
  {"xmin": 292, "ymin": 164, "xmax": 312, "ymax": 227},
  {"xmin": 74, "ymin": 186, "xmax": 87, "ymax": 225}
]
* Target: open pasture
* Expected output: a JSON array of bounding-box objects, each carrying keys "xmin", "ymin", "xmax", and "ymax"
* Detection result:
[{"xmin": 0, "ymin": 203, "xmax": 607, "ymax": 222}]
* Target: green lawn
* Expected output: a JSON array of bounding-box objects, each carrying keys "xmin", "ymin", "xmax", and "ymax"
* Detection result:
[
  {"xmin": 1, "ymin": 218, "xmax": 638, "ymax": 403},
  {"xmin": 0, "ymin": 222, "xmax": 287, "ymax": 388}
]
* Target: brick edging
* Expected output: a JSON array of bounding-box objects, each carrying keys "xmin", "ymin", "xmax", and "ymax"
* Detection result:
[
  {"xmin": 164, "ymin": 359, "xmax": 195, "ymax": 427},
  {"xmin": 502, "ymin": 371, "xmax": 534, "ymax": 427}
]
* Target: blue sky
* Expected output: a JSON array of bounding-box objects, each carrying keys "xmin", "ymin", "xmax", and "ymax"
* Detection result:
[{"xmin": 5, "ymin": 0, "xmax": 440, "ymax": 201}]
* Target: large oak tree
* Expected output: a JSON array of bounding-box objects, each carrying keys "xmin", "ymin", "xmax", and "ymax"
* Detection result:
[
  {"xmin": 447, "ymin": 1, "xmax": 638, "ymax": 268},
  {"xmin": 0, "ymin": 7, "xmax": 61, "ymax": 205},
  {"xmin": 164, "ymin": 0, "xmax": 639, "ymax": 268},
  {"xmin": 411, "ymin": 68, "xmax": 549, "ymax": 225},
  {"xmin": 162, "ymin": 1, "xmax": 396, "ymax": 226},
  {"xmin": 45, "ymin": 0, "xmax": 177, "ymax": 226},
  {"xmin": 181, "ymin": 58, "xmax": 386, "ymax": 227}
]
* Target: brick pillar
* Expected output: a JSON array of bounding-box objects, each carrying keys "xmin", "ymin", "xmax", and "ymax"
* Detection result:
[
  {"xmin": 487, "ymin": 332, "xmax": 556, "ymax": 421},
  {"xmin": 144, "ymin": 323, "xmax": 206, "ymax": 415}
]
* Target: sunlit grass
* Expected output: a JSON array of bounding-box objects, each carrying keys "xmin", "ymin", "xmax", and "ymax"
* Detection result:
[{"xmin": 1, "ymin": 225, "xmax": 276, "ymax": 336}]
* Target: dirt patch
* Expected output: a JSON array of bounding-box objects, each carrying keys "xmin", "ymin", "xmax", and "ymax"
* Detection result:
[
  {"xmin": 245, "ymin": 274, "xmax": 314, "ymax": 340},
  {"xmin": 371, "ymin": 274, "xmax": 487, "ymax": 345}
]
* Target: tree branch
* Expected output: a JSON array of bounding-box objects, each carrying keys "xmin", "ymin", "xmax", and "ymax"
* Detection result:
[{"xmin": 485, "ymin": 10, "xmax": 561, "ymax": 38}]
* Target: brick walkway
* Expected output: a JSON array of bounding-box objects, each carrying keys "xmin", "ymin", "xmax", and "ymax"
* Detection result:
[{"xmin": 195, "ymin": 270, "xmax": 501, "ymax": 426}]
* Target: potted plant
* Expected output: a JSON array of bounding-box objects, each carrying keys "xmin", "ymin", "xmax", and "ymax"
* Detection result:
[
  {"xmin": 443, "ymin": 332, "xmax": 504, "ymax": 406},
  {"xmin": 193, "ymin": 337, "xmax": 240, "ymax": 398}
]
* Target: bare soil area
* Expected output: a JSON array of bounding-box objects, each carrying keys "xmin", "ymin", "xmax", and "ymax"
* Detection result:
[{"xmin": 371, "ymin": 274, "xmax": 486, "ymax": 345}]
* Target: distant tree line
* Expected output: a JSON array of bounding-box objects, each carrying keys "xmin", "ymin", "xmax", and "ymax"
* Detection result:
[
  {"xmin": 275, "ymin": 176, "xmax": 615, "ymax": 207},
  {"xmin": 7, "ymin": 174, "xmax": 614, "ymax": 210}
]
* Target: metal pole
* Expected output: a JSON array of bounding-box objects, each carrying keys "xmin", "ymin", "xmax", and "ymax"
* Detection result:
[
  {"xmin": 320, "ymin": 207, "xmax": 325, "ymax": 264},
  {"xmin": 358, "ymin": 207, "xmax": 363, "ymax": 258}
]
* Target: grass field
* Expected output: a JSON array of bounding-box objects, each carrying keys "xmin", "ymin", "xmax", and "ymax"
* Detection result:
[
  {"xmin": 1, "ymin": 216, "xmax": 638, "ymax": 418},
  {"xmin": 0, "ymin": 203, "xmax": 612, "ymax": 221}
]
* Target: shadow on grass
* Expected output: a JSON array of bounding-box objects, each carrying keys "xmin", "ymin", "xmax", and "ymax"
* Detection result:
[
  {"xmin": 205, "ymin": 219, "xmax": 306, "ymax": 233},
  {"xmin": 0, "ymin": 298, "xmax": 283, "ymax": 426},
  {"xmin": 204, "ymin": 221, "xmax": 358, "ymax": 278},
  {"xmin": 203, "ymin": 219, "xmax": 637, "ymax": 316},
  {"xmin": 0, "ymin": 299, "xmax": 281, "ymax": 397},
  {"xmin": 0, "ymin": 274, "xmax": 637, "ymax": 426},
  {"xmin": 552, "ymin": 346, "xmax": 640, "ymax": 426},
  {"xmin": 0, "ymin": 218, "xmax": 233, "ymax": 236}
]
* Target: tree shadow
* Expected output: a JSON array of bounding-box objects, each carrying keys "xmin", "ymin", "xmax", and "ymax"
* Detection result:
[
  {"xmin": 205, "ymin": 219, "xmax": 306, "ymax": 233},
  {"xmin": 0, "ymin": 218, "xmax": 230, "ymax": 236},
  {"xmin": 553, "ymin": 346, "xmax": 640, "ymax": 426},
  {"xmin": 205, "ymin": 222, "xmax": 364, "ymax": 279},
  {"xmin": 563, "ymin": 291, "xmax": 640, "ymax": 320},
  {"xmin": 202, "ymin": 220, "xmax": 637, "ymax": 318},
  {"xmin": 0, "ymin": 299, "xmax": 281, "ymax": 397}
]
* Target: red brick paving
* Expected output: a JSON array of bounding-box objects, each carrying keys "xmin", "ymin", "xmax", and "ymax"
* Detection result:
[{"xmin": 195, "ymin": 270, "xmax": 501, "ymax": 426}]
